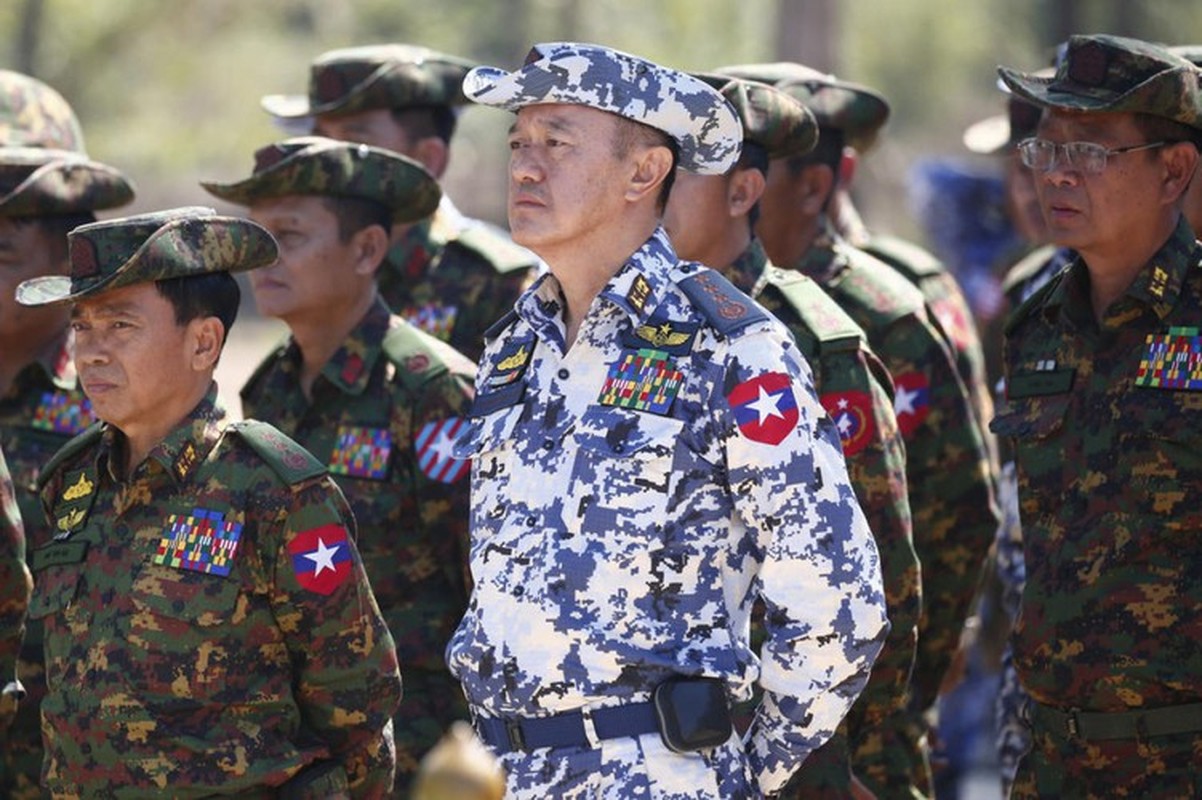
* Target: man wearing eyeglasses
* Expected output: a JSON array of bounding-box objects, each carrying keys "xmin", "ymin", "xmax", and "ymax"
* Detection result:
[{"xmin": 992, "ymin": 34, "xmax": 1202, "ymax": 798}]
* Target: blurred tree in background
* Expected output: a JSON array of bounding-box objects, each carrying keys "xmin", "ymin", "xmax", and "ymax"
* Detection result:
[{"xmin": 4, "ymin": 0, "xmax": 1202, "ymax": 240}]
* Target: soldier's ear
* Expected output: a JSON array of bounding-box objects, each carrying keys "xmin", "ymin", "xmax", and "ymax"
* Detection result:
[
  {"xmin": 799, "ymin": 162, "xmax": 835, "ymax": 217},
  {"xmin": 412, "ymin": 136, "xmax": 450, "ymax": 179},
  {"xmin": 727, "ymin": 166, "xmax": 765, "ymax": 218},
  {"xmin": 350, "ymin": 224, "xmax": 391, "ymax": 278},
  {"xmin": 189, "ymin": 316, "xmax": 224, "ymax": 371},
  {"xmin": 1162, "ymin": 141, "xmax": 1200, "ymax": 206},
  {"xmin": 626, "ymin": 144, "xmax": 674, "ymax": 206}
]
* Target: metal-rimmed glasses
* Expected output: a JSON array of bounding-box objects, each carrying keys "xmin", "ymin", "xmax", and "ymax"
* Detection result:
[{"xmin": 1017, "ymin": 137, "xmax": 1168, "ymax": 175}]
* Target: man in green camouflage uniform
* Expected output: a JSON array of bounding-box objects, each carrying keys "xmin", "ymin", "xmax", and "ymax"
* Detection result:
[
  {"xmin": 0, "ymin": 70, "xmax": 135, "ymax": 798},
  {"xmin": 0, "ymin": 445, "xmax": 31, "ymax": 757},
  {"xmin": 718, "ymin": 63, "xmax": 1000, "ymax": 800},
  {"xmin": 663, "ymin": 74, "xmax": 918, "ymax": 800},
  {"xmin": 203, "ymin": 137, "xmax": 476, "ymax": 795},
  {"xmin": 992, "ymin": 35, "xmax": 1202, "ymax": 798},
  {"xmin": 262, "ymin": 44, "xmax": 538, "ymax": 360},
  {"xmin": 16, "ymin": 206, "xmax": 401, "ymax": 797}
]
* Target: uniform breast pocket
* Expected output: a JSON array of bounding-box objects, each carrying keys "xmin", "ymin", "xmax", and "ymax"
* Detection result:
[
  {"xmin": 570, "ymin": 408, "xmax": 683, "ymax": 538},
  {"xmin": 456, "ymin": 404, "xmax": 525, "ymax": 480},
  {"xmin": 991, "ymin": 394, "xmax": 1069, "ymax": 445},
  {"xmin": 129, "ymin": 561, "xmax": 243, "ymax": 627},
  {"xmin": 1123, "ymin": 389, "xmax": 1202, "ymax": 530}
]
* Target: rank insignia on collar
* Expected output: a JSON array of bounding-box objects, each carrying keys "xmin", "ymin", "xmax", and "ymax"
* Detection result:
[
  {"xmin": 329, "ymin": 425, "xmax": 392, "ymax": 480},
  {"xmin": 624, "ymin": 317, "xmax": 698, "ymax": 356},
  {"xmin": 173, "ymin": 441, "xmax": 199, "ymax": 481},
  {"xmin": 53, "ymin": 468, "xmax": 98, "ymax": 536},
  {"xmin": 626, "ymin": 274, "xmax": 652, "ymax": 314},
  {"xmin": 62, "ymin": 471, "xmax": 94, "ymax": 501},
  {"xmin": 32, "ymin": 389, "xmax": 95, "ymax": 435},
  {"xmin": 1136, "ymin": 326, "xmax": 1202, "ymax": 390},
  {"xmin": 154, "ymin": 508, "xmax": 243, "ymax": 577},
  {"xmin": 402, "ymin": 303, "xmax": 458, "ymax": 341},
  {"xmin": 1148, "ymin": 265, "xmax": 1169, "ymax": 299},
  {"xmin": 487, "ymin": 336, "xmax": 535, "ymax": 388},
  {"xmin": 598, "ymin": 348, "xmax": 684, "ymax": 415}
]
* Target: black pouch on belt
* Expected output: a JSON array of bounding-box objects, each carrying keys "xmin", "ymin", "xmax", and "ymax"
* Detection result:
[{"xmin": 653, "ymin": 677, "xmax": 733, "ymax": 753}]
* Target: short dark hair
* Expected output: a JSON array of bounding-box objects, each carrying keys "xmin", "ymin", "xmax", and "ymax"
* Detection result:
[
  {"xmin": 390, "ymin": 105, "xmax": 458, "ymax": 144},
  {"xmin": 612, "ymin": 116, "xmax": 680, "ymax": 212},
  {"xmin": 154, "ymin": 271, "xmax": 241, "ymax": 353},
  {"xmin": 319, "ymin": 195, "xmax": 392, "ymax": 242},
  {"xmin": 13, "ymin": 212, "xmax": 97, "ymax": 260},
  {"xmin": 1133, "ymin": 113, "xmax": 1202, "ymax": 153}
]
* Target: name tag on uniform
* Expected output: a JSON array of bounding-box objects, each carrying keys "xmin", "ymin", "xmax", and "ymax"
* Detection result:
[
  {"xmin": 30, "ymin": 540, "xmax": 89, "ymax": 571},
  {"xmin": 1008, "ymin": 368, "xmax": 1075, "ymax": 398}
]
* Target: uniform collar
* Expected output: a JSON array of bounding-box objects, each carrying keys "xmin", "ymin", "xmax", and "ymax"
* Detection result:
[
  {"xmin": 317, "ymin": 297, "xmax": 391, "ymax": 395},
  {"xmin": 101, "ymin": 384, "xmax": 226, "ymax": 485},
  {"xmin": 723, "ymin": 238, "xmax": 769, "ymax": 295}
]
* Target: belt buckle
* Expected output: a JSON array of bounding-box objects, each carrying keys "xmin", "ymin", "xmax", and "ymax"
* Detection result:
[
  {"xmin": 505, "ymin": 717, "xmax": 527, "ymax": 753},
  {"xmin": 1065, "ymin": 707, "xmax": 1081, "ymax": 738}
]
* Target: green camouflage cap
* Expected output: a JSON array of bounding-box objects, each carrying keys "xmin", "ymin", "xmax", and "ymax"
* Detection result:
[
  {"xmin": 0, "ymin": 70, "xmax": 85, "ymax": 152},
  {"xmin": 201, "ymin": 136, "xmax": 440, "ymax": 224},
  {"xmin": 0, "ymin": 146, "xmax": 133, "ymax": 216},
  {"xmin": 261, "ymin": 44, "xmax": 478, "ymax": 119},
  {"xmin": 998, "ymin": 34, "xmax": 1202, "ymax": 131},
  {"xmin": 716, "ymin": 62, "xmax": 890, "ymax": 151},
  {"xmin": 692, "ymin": 73, "xmax": 818, "ymax": 160},
  {"xmin": 15, "ymin": 206, "xmax": 278, "ymax": 307}
]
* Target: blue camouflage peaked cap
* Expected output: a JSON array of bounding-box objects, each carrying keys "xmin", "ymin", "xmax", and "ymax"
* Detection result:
[{"xmin": 463, "ymin": 42, "xmax": 743, "ymax": 175}]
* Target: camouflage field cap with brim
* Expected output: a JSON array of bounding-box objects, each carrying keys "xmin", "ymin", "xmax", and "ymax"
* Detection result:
[
  {"xmin": 692, "ymin": 73, "xmax": 818, "ymax": 161},
  {"xmin": 201, "ymin": 136, "xmax": 440, "ymax": 224},
  {"xmin": 0, "ymin": 146, "xmax": 134, "ymax": 216},
  {"xmin": 963, "ymin": 72, "xmax": 1051, "ymax": 155},
  {"xmin": 463, "ymin": 42, "xmax": 743, "ymax": 175},
  {"xmin": 998, "ymin": 34, "xmax": 1202, "ymax": 131},
  {"xmin": 715, "ymin": 62, "xmax": 890, "ymax": 151},
  {"xmin": 261, "ymin": 44, "xmax": 479, "ymax": 120},
  {"xmin": 15, "ymin": 206, "xmax": 278, "ymax": 307},
  {"xmin": 0, "ymin": 70, "xmax": 86, "ymax": 152}
]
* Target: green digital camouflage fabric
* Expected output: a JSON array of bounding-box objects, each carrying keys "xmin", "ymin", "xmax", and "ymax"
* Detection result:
[
  {"xmin": 716, "ymin": 62, "xmax": 890, "ymax": 152},
  {"xmin": 998, "ymin": 34, "xmax": 1202, "ymax": 131},
  {"xmin": 241, "ymin": 298, "xmax": 476, "ymax": 795},
  {"xmin": 201, "ymin": 136, "xmax": 441, "ymax": 224},
  {"xmin": 15, "ymin": 206, "xmax": 277, "ymax": 307},
  {"xmin": 382, "ymin": 206, "xmax": 537, "ymax": 362},
  {"xmin": 0, "ymin": 335, "xmax": 92, "ymax": 799},
  {"xmin": 0, "ymin": 445, "xmax": 29, "ymax": 730},
  {"xmin": 723, "ymin": 240, "xmax": 918, "ymax": 799},
  {"xmin": 692, "ymin": 74, "xmax": 818, "ymax": 159},
  {"xmin": 0, "ymin": 147, "xmax": 133, "ymax": 217},
  {"xmin": 0, "ymin": 70, "xmax": 84, "ymax": 152},
  {"xmin": 796, "ymin": 220, "xmax": 999, "ymax": 798},
  {"xmin": 261, "ymin": 44, "xmax": 478, "ymax": 119},
  {"xmin": 860, "ymin": 233, "xmax": 999, "ymax": 472},
  {"xmin": 31, "ymin": 389, "xmax": 401, "ymax": 797},
  {"xmin": 992, "ymin": 217, "xmax": 1202, "ymax": 798}
]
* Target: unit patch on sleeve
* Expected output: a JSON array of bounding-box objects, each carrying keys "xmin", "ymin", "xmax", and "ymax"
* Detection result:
[
  {"xmin": 328, "ymin": 425, "xmax": 392, "ymax": 480},
  {"xmin": 598, "ymin": 348, "xmax": 683, "ymax": 415},
  {"xmin": 893, "ymin": 371, "xmax": 931, "ymax": 438},
  {"xmin": 154, "ymin": 508, "xmax": 243, "ymax": 577},
  {"xmin": 416, "ymin": 418, "xmax": 471, "ymax": 483},
  {"xmin": 820, "ymin": 390, "xmax": 876, "ymax": 457},
  {"xmin": 727, "ymin": 372, "xmax": 800, "ymax": 445},
  {"xmin": 288, "ymin": 523, "xmax": 353, "ymax": 595},
  {"xmin": 1136, "ymin": 326, "xmax": 1202, "ymax": 390}
]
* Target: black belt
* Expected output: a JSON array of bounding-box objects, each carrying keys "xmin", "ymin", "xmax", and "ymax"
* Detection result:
[
  {"xmin": 475, "ymin": 702, "xmax": 660, "ymax": 754},
  {"xmin": 1031, "ymin": 701, "xmax": 1202, "ymax": 741}
]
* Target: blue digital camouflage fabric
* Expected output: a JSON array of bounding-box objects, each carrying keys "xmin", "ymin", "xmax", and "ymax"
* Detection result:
[
  {"xmin": 722, "ymin": 240, "xmax": 918, "ymax": 799},
  {"xmin": 464, "ymin": 42, "xmax": 743, "ymax": 175},
  {"xmin": 0, "ymin": 335, "xmax": 91, "ymax": 798},
  {"xmin": 31, "ymin": 388, "xmax": 401, "ymax": 797},
  {"xmin": 992, "ymin": 217, "xmax": 1202, "ymax": 797},
  {"xmin": 0, "ymin": 70, "xmax": 85, "ymax": 152},
  {"xmin": 241, "ymin": 297, "xmax": 477, "ymax": 795},
  {"xmin": 448, "ymin": 228, "xmax": 888, "ymax": 798},
  {"xmin": 381, "ymin": 204, "xmax": 537, "ymax": 363}
]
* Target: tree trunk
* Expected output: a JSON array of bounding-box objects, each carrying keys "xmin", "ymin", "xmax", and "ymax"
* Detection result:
[
  {"xmin": 16, "ymin": 0, "xmax": 44, "ymax": 75},
  {"xmin": 774, "ymin": 0, "xmax": 839, "ymax": 73}
]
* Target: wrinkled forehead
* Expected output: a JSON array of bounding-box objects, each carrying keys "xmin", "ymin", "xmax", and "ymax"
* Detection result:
[
  {"xmin": 1036, "ymin": 108, "xmax": 1144, "ymax": 142},
  {"xmin": 511, "ymin": 102, "xmax": 622, "ymax": 133}
]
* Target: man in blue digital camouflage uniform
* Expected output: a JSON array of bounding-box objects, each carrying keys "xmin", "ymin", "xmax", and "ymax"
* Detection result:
[{"xmin": 447, "ymin": 42, "xmax": 889, "ymax": 799}]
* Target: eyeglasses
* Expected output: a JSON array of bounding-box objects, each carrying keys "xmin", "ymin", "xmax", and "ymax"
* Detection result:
[{"xmin": 1016, "ymin": 137, "xmax": 1168, "ymax": 175}]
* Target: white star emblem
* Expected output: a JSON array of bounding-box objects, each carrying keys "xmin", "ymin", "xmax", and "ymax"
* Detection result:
[
  {"xmin": 746, "ymin": 385, "xmax": 785, "ymax": 425},
  {"xmin": 836, "ymin": 412, "xmax": 853, "ymax": 437},
  {"xmin": 429, "ymin": 427, "xmax": 460, "ymax": 462},
  {"xmin": 895, "ymin": 385, "xmax": 920, "ymax": 417},
  {"xmin": 837, "ymin": 398, "xmax": 849, "ymax": 410},
  {"xmin": 304, "ymin": 537, "xmax": 342, "ymax": 575}
]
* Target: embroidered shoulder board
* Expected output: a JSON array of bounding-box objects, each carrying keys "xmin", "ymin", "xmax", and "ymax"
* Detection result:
[
  {"xmin": 768, "ymin": 268, "xmax": 864, "ymax": 355},
  {"xmin": 1004, "ymin": 268, "xmax": 1068, "ymax": 338},
  {"xmin": 833, "ymin": 245, "xmax": 927, "ymax": 327},
  {"xmin": 678, "ymin": 267, "xmax": 767, "ymax": 336},
  {"xmin": 483, "ymin": 309, "xmax": 520, "ymax": 342},
  {"xmin": 35, "ymin": 423, "xmax": 104, "ymax": 492},
  {"xmin": 450, "ymin": 222, "xmax": 540, "ymax": 274},
  {"xmin": 228, "ymin": 420, "xmax": 327, "ymax": 485},
  {"xmin": 864, "ymin": 233, "xmax": 945, "ymax": 280}
]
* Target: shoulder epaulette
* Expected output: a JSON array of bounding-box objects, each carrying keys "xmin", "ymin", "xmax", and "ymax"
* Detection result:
[
  {"xmin": 863, "ymin": 233, "xmax": 946, "ymax": 280},
  {"xmin": 678, "ymin": 267, "xmax": 768, "ymax": 336},
  {"xmin": 1001, "ymin": 244, "xmax": 1060, "ymax": 297},
  {"xmin": 1004, "ymin": 268, "xmax": 1066, "ymax": 337},
  {"xmin": 35, "ymin": 423, "xmax": 104, "ymax": 492},
  {"xmin": 449, "ymin": 223, "xmax": 539, "ymax": 274},
  {"xmin": 483, "ymin": 309, "xmax": 519, "ymax": 342},
  {"xmin": 380, "ymin": 323, "xmax": 474, "ymax": 390},
  {"xmin": 834, "ymin": 245, "xmax": 927, "ymax": 326},
  {"xmin": 767, "ymin": 268, "xmax": 864, "ymax": 354},
  {"xmin": 227, "ymin": 420, "xmax": 327, "ymax": 486}
]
